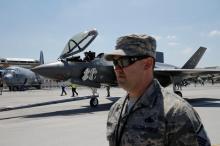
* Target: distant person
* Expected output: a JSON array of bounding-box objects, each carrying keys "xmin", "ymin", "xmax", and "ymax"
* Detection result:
[
  {"xmin": 175, "ymin": 83, "xmax": 182, "ymax": 90},
  {"xmin": 211, "ymin": 78, "xmax": 214, "ymax": 85},
  {"xmin": 0, "ymin": 78, "xmax": 3, "ymax": 95},
  {"xmin": 83, "ymin": 51, "xmax": 96, "ymax": 62},
  {"xmin": 60, "ymin": 83, "xmax": 67, "ymax": 96},
  {"xmin": 194, "ymin": 79, "xmax": 198, "ymax": 87},
  {"xmin": 91, "ymin": 88, "xmax": 98, "ymax": 96},
  {"xmin": 105, "ymin": 34, "xmax": 211, "ymax": 146},
  {"xmin": 69, "ymin": 83, "xmax": 78, "ymax": 97},
  {"xmin": 106, "ymin": 85, "xmax": 110, "ymax": 97},
  {"xmin": 83, "ymin": 51, "xmax": 92, "ymax": 62}
]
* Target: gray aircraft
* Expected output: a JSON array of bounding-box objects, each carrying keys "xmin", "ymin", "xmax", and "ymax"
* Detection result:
[
  {"xmin": 32, "ymin": 29, "xmax": 220, "ymax": 107},
  {"xmin": 3, "ymin": 66, "xmax": 42, "ymax": 91},
  {"xmin": 2, "ymin": 51, "xmax": 44, "ymax": 91}
]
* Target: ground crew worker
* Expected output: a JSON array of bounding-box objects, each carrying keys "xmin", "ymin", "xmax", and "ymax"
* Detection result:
[
  {"xmin": 69, "ymin": 83, "xmax": 78, "ymax": 97},
  {"xmin": 105, "ymin": 34, "xmax": 211, "ymax": 146},
  {"xmin": 106, "ymin": 85, "xmax": 110, "ymax": 97},
  {"xmin": 60, "ymin": 82, "xmax": 67, "ymax": 96}
]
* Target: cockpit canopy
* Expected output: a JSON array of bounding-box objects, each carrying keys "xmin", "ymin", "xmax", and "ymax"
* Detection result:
[{"xmin": 59, "ymin": 29, "xmax": 98, "ymax": 59}]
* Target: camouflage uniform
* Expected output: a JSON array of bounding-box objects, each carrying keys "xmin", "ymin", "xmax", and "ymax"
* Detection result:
[{"xmin": 107, "ymin": 79, "xmax": 211, "ymax": 146}]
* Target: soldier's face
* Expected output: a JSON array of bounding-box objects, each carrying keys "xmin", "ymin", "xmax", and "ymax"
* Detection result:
[{"xmin": 114, "ymin": 57, "xmax": 146, "ymax": 92}]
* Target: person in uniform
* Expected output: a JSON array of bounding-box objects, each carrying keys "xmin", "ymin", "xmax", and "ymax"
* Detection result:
[
  {"xmin": 105, "ymin": 34, "xmax": 211, "ymax": 146},
  {"xmin": 69, "ymin": 83, "xmax": 78, "ymax": 97}
]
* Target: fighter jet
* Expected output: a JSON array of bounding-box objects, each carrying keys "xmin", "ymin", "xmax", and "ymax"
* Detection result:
[{"xmin": 32, "ymin": 29, "xmax": 220, "ymax": 107}]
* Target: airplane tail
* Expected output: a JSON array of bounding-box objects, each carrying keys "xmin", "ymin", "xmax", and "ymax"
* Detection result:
[
  {"xmin": 181, "ymin": 47, "xmax": 207, "ymax": 69},
  {"xmin": 40, "ymin": 50, "xmax": 44, "ymax": 65},
  {"xmin": 156, "ymin": 51, "xmax": 164, "ymax": 63}
]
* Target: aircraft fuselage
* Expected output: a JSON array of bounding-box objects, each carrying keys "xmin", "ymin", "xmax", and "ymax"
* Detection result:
[{"xmin": 32, "ymin": 59, "xmax": 117, "ymax": 88}]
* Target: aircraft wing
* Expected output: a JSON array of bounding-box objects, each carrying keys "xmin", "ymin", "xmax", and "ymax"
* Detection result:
[
  {"xmin": 155, "ymin": 68, "xmax": 220, "ymax": 76},
  {"xmin": 154, "ymin": 68, "xmax": 220, "ymax": 87}
]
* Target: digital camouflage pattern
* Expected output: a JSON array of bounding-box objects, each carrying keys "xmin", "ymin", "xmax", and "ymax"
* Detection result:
[
  {"xmin": 107, "ymin": 79, "xmax": 211, "ymax": 146},
  {"xmin": 105, "ymin": 34, "xmax": 156, "ymax": 61}
]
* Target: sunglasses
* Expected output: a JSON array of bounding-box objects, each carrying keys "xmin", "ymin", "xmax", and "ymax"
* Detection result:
[{"xmin": 113, "ymin": 56, "xmax": 148, "ymax": 68}]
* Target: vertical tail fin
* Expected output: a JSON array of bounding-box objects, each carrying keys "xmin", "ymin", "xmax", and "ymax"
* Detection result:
[
  {"xmin": 156, "ymin": 51, "xmax": 164, "ymax": 63},
  {"xmin": 181, "ymin": 47, "xmax": 207, "ymax": 69},
  {"xmin": 40, "ymin": 50, "xmax": 44, "ymax": 65}
]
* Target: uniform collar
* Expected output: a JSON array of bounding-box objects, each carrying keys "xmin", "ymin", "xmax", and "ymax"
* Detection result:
[{"xmin": 130, "ymin": 79, "xmax": 161, "ymax": 111}]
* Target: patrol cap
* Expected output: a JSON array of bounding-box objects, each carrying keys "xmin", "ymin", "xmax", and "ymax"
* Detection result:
[{"xmin": 105, "ymin": 34, "xmax": 156, "ymax": 61}]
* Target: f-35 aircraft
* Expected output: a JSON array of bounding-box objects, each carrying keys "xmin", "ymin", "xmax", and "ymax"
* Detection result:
[{"xmin": 32, "ymin": 29, "xmax": 220, "ymax": 107}]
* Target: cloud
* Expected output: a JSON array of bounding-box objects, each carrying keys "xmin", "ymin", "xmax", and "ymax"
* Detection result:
[
  {"xmin": 182, "ymin": 47, "xmax": 193, "ymax": 55},
  {"xmin": 168, "ymin": 42, "xmax": 179, "ymax": 47},
  {"xmin": 208, "ymin": 30, "xmax": 220, "ymax": 37},
  {"xmin": 152, "ymin": 35, "xmax": 162, "ymax": 40},
  {"xmin": 166, "ymin": 35, "xmax": 177, "ymax": 40}
]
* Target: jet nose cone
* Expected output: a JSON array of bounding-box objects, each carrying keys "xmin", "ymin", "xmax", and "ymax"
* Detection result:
[
  {"xmin": 32, "ymin": 64, "xmax": 51, "ymax": 77},
  {"xmin": 31, "ymin": 62, "xmax": 65, "ymax": 80},
  {"xmin": 31, "ymin": 65, "xmax": 41, "ymax": 73}
]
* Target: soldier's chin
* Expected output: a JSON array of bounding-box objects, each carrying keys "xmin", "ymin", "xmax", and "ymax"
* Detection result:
[{"xmin": 117, "ymin": 81, "xmax": 127, "ymax": 89}]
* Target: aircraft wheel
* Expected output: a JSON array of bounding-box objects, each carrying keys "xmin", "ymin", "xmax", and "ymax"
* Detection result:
[
  {"xmin": 174, "ymin": 91, "xmax": 182, "ymax": 97},
  {"xmin": 90, "ymin": 98, "xmax": 99, "ymax": 108}
]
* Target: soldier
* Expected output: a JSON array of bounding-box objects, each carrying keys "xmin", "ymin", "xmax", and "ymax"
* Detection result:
[{"xmin": 105, "ymin": 34, "xmax": 211, "ymax": 146}]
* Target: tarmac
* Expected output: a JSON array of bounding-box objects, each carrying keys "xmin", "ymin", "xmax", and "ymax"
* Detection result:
[{"xmin": 0, "ymin": 84, "xmax": 220, "ymax": 146}]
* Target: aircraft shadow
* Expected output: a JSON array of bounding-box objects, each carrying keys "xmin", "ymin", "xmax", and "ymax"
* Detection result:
[
  {"xmin": 21, "ymin": 97, "xmax": 119, "ymax": 119},
  {"xmin": 0, "ymin": 102, "xmax": 114, "ymax": 121},
  {"xmin": 0, "ymin": 96, "xmax": 120, "ymax": 120},
  {"xmin": 185, "ymin": 97, "xmax": 220, "ymax": 107},
  {"xmin": 24, "ymin": 102, "xmax": 114, "ymax": 119},
  {"xmin": 0, "ymin": 96, "xmax": 97, "ymax": 112}
]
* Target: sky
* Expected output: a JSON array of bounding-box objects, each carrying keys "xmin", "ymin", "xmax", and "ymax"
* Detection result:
[{"xmin": 0, "ymin": 0, "xmax": 220, "ymax": 67}]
